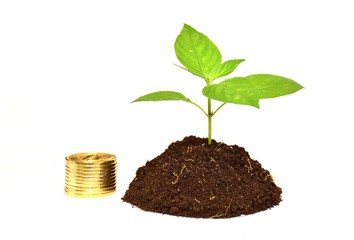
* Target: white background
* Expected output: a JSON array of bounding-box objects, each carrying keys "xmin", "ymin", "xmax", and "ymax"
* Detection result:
[{"xmin": 1, "ymin": 0, "xmax": 353, "ymax": 239}]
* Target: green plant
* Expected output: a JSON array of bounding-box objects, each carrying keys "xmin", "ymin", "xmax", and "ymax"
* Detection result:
[{"xmin": 133, "ymin": 24, "xmax": 303, "ymax": 144}]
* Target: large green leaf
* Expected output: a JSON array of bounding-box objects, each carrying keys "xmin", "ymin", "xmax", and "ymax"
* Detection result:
[
  {"xmin": 246, "ymin": 74, "xmax": 304, "ymax": 98},
  {"xmin": 202, "ymin": 77, "xmax": 260, "ymax": 108},
  {"xmin": 202, "ymin": 74, "xmax": 303, "ymax": 108},
  {"xmin": 174, "ymin": 24, "xmax": 221, "ymax": 80},
  {"xmin": 132, "ymin": 91, "xmax": 189, "ymax": 103}
]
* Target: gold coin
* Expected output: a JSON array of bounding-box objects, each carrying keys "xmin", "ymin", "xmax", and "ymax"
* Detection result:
[{"xmin": 64, "ymin": 152, "xmax": 117, "ymax": 198}]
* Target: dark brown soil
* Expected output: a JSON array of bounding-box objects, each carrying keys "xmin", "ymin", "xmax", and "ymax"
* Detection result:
[{"xmin": 122, "ymin": 136, "xmax": 282, "ymax": 218}]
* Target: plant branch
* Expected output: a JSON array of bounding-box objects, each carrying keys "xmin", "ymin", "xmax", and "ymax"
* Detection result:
[
  {"xmin": 212, "ymin": 102, "xmax": 227, "ymax": 116},
  {"xmin": 186, "ymin": 99, "xmax": 208, "ymax": 117}
]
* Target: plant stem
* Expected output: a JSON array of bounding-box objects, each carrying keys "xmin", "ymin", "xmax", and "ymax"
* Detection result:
[
  {"xmin": 207, "ymin": 98, "xmax": 212, "ymax": 144},
  {"xmin": 187, "ymin": 97, "xmax": 226, "ymax": 145}
]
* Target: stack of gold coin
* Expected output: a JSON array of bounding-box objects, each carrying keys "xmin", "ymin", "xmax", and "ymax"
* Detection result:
[{"xmin": 65, "ymin": 152, "xmax": 117, "ymax": 198}]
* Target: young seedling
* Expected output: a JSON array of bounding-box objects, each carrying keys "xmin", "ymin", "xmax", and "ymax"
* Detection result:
[{"xmin": 133, "ymin": 24, "xmax": 303, "ymax": 144}]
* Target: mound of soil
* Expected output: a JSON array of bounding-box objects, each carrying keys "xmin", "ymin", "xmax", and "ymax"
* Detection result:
[{"xmin": 122, "ymin": 136, "xmax": 282, "ymax": 218}]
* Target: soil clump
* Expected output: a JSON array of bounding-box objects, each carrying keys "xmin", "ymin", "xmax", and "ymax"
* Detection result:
[{"xmin": 122, "ymin": 136, "xmax": 282, "ymax": 218}]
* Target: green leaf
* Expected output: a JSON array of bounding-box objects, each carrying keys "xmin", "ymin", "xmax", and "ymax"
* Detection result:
[
  {"xmin": 132, "ymin": 91, "xmax": 189, "ymax": 103},
  {"xmin": 210, "ymin": 59, "xmax": 245, "ymax": 81},
  {"xmin": 245, "ymin": 74, "xmax": 304, "ymax": 99},
  {"xmin": 174, "ymin": 24, "xmax": 221, "ymax": 80},
  {"xmin": 202, "ymin": 77, "xmax": 260, "ymax": 108},
  {"xmin": 202, "ymin": 74, "xmax": 304, "ymax": 108}
]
